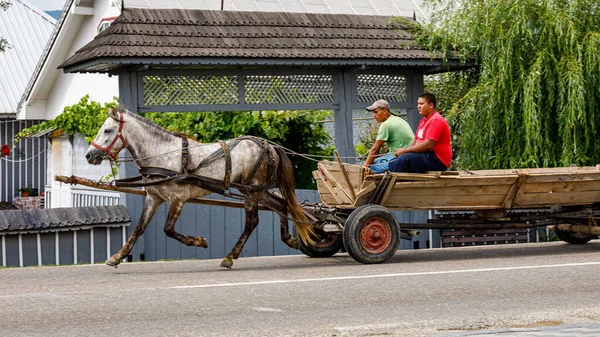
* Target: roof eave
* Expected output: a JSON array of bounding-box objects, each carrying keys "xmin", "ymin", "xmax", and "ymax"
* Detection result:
[{"xmin": 62, "ymin": 57, "xmax": 471, "ymax": 74}]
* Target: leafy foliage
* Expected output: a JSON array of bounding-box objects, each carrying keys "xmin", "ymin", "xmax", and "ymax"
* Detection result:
[
  {"xmin": 16, "ymin": 95, "xmax": 118, "ymax": 142},
  {"xmin": 403, "ymin": 0, "xmax": 600, "ymax": 169},
  {"xmin": 424, "ymin": 70, "xmax": 479, "ymax": 168},
  {"xmin": 141, "ymin": 110, "xmax": 333, "ymax": 188},
  {"xmin": 354, "ymin": 122, "xmax": 379, "ymax": 160},
  {"xmin": 17, "ymin": 95, "xmax": 333, "ymax": 189}
]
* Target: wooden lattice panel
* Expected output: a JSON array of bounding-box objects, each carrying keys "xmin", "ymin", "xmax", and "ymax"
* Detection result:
[
  {"xmin": 245, "ymin": 75, "xmax": 335, "ymax": 104},
  {"xmin": 356, "ymin": 74, "xmax": 407, "ymax": 103},
  {"xmin": 143, "ymin": 75, "xmax": 239, "ymax": 105}
]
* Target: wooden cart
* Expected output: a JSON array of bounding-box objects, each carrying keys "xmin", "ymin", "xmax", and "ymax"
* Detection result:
[{"xmin": 299, "ymin": 160, "xmax": 600, "ymax": 264}]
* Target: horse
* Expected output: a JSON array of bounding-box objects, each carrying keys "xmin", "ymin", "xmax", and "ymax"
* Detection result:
[{"xmin": 85, "ymin": 105, "xmax": 316, "ymax": 269}]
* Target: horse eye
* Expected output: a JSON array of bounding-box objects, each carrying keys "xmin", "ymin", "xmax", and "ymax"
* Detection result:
[{"xmin": 104, "ymin": 129, "xmax": 112, "ymax": 134}]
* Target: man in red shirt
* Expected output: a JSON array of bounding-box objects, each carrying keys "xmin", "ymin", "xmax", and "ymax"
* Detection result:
[{"xmin": 388, "ymin": 93, "xmax": 452, "ymax": 173}]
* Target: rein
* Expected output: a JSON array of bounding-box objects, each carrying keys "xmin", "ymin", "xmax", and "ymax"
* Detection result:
[{"xmin": 92, "ymin": 112, "xmax": 126, "ymax": 160}]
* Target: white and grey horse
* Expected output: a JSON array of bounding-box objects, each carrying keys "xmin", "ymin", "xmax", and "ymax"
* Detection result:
[{"xmin": 85, "ymin": 106, "xmax": 315, "ymax": 269}]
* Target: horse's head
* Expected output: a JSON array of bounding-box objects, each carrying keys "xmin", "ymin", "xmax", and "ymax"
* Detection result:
[{"xmin": 85, "ymin": 106, "xmax": 127, "ymax": 165}]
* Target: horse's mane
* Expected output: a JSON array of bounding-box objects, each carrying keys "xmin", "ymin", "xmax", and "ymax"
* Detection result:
[{"xmin": 118, "ymin": 106, "xmax": 198, "ymax": 141}]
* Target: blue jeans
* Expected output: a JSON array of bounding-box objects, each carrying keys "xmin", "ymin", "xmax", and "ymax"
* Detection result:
[
  {"xmin": 388, "ymin": 151, "xmax": 447, "ymax": 173},
  {"xmin": 367, "ymin": 153, "xmax": 395, "ymax": 174}
]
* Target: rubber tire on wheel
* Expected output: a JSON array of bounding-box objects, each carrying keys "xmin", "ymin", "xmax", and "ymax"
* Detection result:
[
  {"xmin": 554, "ymin": 228, "xmax": 596, "ymax": 244},
  {"xmin": 343, "ymin": 204, "xmax": 401, "ymax": 264},
  {"xmin": 297, "ymin": 232, "xmax": 343, "ymax": 258}
]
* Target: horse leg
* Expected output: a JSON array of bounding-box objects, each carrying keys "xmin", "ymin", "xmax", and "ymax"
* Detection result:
[
  {"xmin": 164, "ymin": 200, "xmax": 208, "ymax": 248},
  {"xmin": 220, "ymin": 196, "xmax": 260, "ymax": 269},
  {"xmin": 106, "ymin": 195, "xmax": 163, "ymax": 267},
  {"xmin": 262, "ymin": 191, "xmax": 297, "ymax": 249}
]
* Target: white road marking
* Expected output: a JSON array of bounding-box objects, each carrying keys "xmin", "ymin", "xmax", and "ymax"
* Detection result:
[
  {"xmin": 170, "ymin": 261, "xmax": 600, "ymax": 290},
  {"xmin": 251, "ymin": 307, "xmax": 283, "ymax": 312}
]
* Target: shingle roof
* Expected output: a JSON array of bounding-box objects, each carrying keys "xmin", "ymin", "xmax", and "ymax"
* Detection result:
[
  {"xmin": 0, "ymin": 205, "xmax": 131, "ymax": 233},
  {"xmin": 59, "ymin": 8, "xmax": 441, "ymax": 73},
  {"xmin": 0, "ymin": 0, "xmax": 56, "ymax": 114}
]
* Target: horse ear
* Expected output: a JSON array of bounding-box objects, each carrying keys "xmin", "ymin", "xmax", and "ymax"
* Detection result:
[{"xmin": 108, "ymin": 106, "xmax": 118, "ymax": 118}]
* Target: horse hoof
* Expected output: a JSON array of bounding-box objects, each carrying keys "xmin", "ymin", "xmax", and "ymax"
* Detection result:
[
  {"xmin": 106, "ymin": 256, "xmax": 121, "ymax": 268},
  {"xmin": 220, "ymin": 258, "xmax": 233, "ymax": 269},
  {"xmin": 195, "ymin": 236, "xmax": 208, "ymax": 248}
]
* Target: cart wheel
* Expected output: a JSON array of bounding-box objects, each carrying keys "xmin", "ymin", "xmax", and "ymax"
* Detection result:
[
  {"xmin": 554, "ymin": 228, "xmax": 596, "ymax": 244},
  {"xmin": 298, "ymin": 231, "xmax": 343, "ymax": 258},
  {"xmin": 343, "ymin": 204, "xmax": 401, "ymax": 264}
]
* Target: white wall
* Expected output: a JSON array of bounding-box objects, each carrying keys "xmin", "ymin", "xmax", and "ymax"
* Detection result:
[
  {"xmin": 46, "ymin": 0, "xmax": 122, "ymax": 207},
  {"xmin": 46, "ymin": 0, "xmax": 120, "ymax": 119}
]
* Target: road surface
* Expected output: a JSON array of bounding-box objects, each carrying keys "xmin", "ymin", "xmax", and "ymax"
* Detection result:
[{"xmin": 1, "ymin": 241, "xmax": 600, "ymax": 336}]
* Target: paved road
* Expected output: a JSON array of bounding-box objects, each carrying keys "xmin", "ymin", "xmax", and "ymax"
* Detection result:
[{"xmin": 1, "ymin": 241, "xmax": 600, "ymax": 336}]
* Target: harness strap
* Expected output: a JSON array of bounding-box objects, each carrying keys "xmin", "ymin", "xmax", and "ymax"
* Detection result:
[
  {"xmin": 190, "ymin": 138, "xmax": 243, "ymax": 172},
  {"xmin": 91, "ymin": 112, "xmax": 126, "ymax": 160},
  {"xmin": 181, "ymin": 136, "xmax": 190, "ymax": 174},
  {"xmin": 115, "ymin": 136, "xmax": 276, "ymax": 193},
  {"xmin": 218, "ymin": 140, "xmax": 232, "ymax": 190}
]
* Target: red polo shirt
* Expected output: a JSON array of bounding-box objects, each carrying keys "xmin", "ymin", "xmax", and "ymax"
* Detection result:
[{"xmin": 415, "ymin": 112, "xmax": 452, "ymax": 167}]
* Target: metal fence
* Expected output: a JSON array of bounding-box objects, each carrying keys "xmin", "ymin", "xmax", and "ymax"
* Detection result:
[{"xmin": 0, "ymin": 119, "xmax": 48, "ymax": 205}]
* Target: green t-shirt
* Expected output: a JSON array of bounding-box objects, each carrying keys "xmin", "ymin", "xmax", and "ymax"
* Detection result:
[{"xmin": 376, "ymin": 115, "xmax": 414, "ymax": 153}]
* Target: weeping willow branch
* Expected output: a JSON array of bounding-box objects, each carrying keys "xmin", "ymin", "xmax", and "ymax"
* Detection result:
[{"xmin": 416, "ymin": 0, "xmax": 600, "ymax": 169}]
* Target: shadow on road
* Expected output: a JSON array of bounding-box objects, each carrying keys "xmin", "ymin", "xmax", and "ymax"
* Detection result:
[{"xmin": 109, "ymin": 241, "xmax": 600, "ymax": 275}]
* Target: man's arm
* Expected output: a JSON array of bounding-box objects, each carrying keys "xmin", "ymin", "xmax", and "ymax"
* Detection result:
[
  {"xmin": 364, "ymin": 139, "xmax": 386, "ymax": 167},
  {"xmin": 395, "ymin": 139, "xmax": 435, "ymax": 156}
]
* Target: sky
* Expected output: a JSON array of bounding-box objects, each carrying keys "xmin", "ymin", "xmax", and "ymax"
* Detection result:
[{"xmin": 27, "ymin": 0, "xmax": 66, "ymax": 11}]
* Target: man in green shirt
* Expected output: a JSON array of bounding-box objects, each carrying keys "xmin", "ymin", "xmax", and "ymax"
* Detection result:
[{"xmin": 363, "ymin": 100, "xmax": 414, "ymax": 173}]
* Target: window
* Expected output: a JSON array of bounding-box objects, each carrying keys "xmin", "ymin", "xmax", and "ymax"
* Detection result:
[{"xmin": 97, "ymin": 17, "xmax": 116, "ymax": 34}]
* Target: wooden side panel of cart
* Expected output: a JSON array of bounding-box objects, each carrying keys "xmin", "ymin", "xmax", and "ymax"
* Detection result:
[{"xmin": 313, "ymin": 161, "xmax": 600, "ymax": 210}]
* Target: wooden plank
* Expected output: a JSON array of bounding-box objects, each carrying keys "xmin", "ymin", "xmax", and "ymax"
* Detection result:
[
  {"xmin": 379, "ymin": 175, "xmax": 398, "ymax": 205},
  {"xmin": 378, "ymin": 205, "xmax": 505, "ymax": 211},
  {"xmin": 378, "ymin": 176, "xmax": 519, "ymax": 189},
  {"xmin": 458, "ymin": 166, "xmax": 599, "ymax": 176},
  {"xmin": 314, "ymin": 170, "xmax": 346, "ymax": 205},
  {"xmin": 525, "ymin": 172, "xmax": 600, "ymax": 183},
  {"xmin": 384, "ymin": 194, "xmax": 505, "ymax": 209},
  {"xmin": 513, "ymin": 191, "xmax": 600, "ymax": 207},
  {"xmin": 389, "ymin": 184, "xmax": 512, "ymax": 197},
  {"xmin": 353, "ymin": 182, "xmax": 377, "ymax": 207},
  {"xmin": 501, "ymin": 174, "xmax": 528, "ymax": 209},
  {"xmin": 522, "ymin": 180, "xmax": 600, "ymax": 193},
  {"xmin": 319, "ymin": 160, "xmax": 363, "ymax": 173},
  {"xmin": 318, "ymin": 161, "xmax": 363, "ymax": 189},
  {"xmin": 315, "ymin": 180, "xmax": 337, "ymax": 205},
  {"xmin": 317, "ymin": 163, "xmax": 353, "ymax": 204},
  {"xmin": 334, "ymin": 151, "xmax": 356, "ymax": 201}
]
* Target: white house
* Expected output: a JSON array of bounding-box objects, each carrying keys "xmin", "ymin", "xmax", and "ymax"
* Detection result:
[
  {"xmin": 0, "ymin": 0, "xmax": 55, "ymax": 203},
  {"xmin": 17, "ymin": 0, "xmax": 427, "ymax": 208}
]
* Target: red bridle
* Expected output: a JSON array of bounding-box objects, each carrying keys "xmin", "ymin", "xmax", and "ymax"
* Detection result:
[{"xmin": 91, "ymin": 112, "xmax": 127, "ymax": 160}]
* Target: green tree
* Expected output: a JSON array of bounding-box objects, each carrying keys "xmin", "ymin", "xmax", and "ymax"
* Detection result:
[
  {"xmin": 0, "ymin": 1, "xmax": 11, "ymax": 53},
  {"xmin": 402, "ymin": 0, "xmax": 600, "ymax": 169}
]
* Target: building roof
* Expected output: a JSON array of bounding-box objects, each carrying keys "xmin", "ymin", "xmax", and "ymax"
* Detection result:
[
  {"xmin": 123, "ymin": 0, "xmax": 429, "ymax": 18},
  {"xmin": 59, "ymin": 8, "xmax": 442, "ymax": 73},
  {"xmin": 0, "ymin": 205, "xmax": 131, "ymax": 233},
  {"xmin": 0, "ymin": 0, "xmax": 56, "ymax": 114}
]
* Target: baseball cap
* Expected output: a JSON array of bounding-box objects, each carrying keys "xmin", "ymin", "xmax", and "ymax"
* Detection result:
[{"xmin": 366, "ymin": 99, "xmax": 390, "ymax": 111}]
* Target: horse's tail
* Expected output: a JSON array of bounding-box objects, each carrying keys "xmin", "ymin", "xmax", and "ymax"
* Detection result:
[{"xmin": 274, "ymin": 146, "xmax": 316, "ymax": 246}]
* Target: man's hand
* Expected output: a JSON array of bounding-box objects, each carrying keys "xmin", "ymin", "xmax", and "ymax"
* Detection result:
[{"xmin": 394, "ymin": 148, "xmax": 405, "ymax": 157}]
